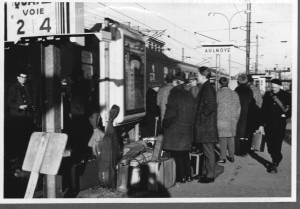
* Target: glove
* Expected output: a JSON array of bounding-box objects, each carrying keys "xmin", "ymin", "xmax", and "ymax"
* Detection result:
[{"xmin": 258, "ymin": 126, "xmax": 265, "ymax": 135}]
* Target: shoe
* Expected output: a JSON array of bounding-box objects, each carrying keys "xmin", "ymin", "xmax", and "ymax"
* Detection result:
[
  {"xmin": 227, "ymin": 157, "xmax": 235, "ymax": 162},
  {"xmin": 198, "ymin": 176, "xmax": 214, "ymax": 183},
  {"xmin": 217, "ymin": 159, "xmax": 226, "ymax": 163},
  {"xmin": 186, "ymin": 176, "xmax": 193, "ymax": 182},
  {"xmin": 268, "ymin": 166, "xmax": 278, "ymax": 174}
]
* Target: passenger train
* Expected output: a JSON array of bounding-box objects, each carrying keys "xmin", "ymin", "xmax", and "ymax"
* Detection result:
[{"xmin": 4, "ymin": 18, "xmax": 228, "ymax": 139}]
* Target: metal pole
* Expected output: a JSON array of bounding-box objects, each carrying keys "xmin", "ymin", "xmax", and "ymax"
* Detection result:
[
  {"xmin": 255, "ymin": 35, "xmax": 258, "ymax": 73},
  {"xmin": 215, "ymin": 54, "xmax": 218, "ymax": 90},
  {"xmin": 228, "ymin": 22, "xmax": 231, "ymax": 81},
  {"xmin": 182, "ymin": 48, "xmax": 184, "ymax": 62},
  {"xmin": 246, "ymin": 3, "xmax": 251, "ymax": 74},
  {"xmin": 41, "ymin": 44, "xmax": 61, "ymax": 198}
]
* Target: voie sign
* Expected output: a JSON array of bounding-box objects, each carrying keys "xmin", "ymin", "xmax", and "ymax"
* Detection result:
[
  {"xmin": 201, "ymin": 42, "xmax": 233, "ymax": 54},
  {"xmin": 5, "ymin": 2, "xmax": 79, "ymax": 43}
]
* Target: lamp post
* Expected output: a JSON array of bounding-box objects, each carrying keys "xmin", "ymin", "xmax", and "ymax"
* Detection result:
[{"xmin": 208, "ymin": 10, "xmax": 250, "ymax": 80}]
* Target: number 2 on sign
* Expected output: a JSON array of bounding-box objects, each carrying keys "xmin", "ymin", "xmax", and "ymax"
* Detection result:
[{"xmin": 17, "ymin": 18, "xmax": 52, "ymax": 35}]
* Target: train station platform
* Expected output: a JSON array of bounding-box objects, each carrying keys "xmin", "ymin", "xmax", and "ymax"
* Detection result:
[{"xmin": 77, "ymin": 119, "xmax": 293, "ymax": 200}]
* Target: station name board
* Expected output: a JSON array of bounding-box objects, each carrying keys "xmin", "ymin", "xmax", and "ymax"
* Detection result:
[{"xmin": 201, "ymin": 42, "xmax": 233, "ymax": 55}]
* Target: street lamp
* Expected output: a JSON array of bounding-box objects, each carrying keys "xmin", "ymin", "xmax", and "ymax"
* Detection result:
[{"xmin": 208, "ymin": 10, "xmax": 250, "ymax": 80}]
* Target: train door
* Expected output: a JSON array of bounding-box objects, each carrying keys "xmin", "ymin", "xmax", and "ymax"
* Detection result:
[{"xmin": 105, "ymin": 25, "xmax": 146, "ymax": 125}]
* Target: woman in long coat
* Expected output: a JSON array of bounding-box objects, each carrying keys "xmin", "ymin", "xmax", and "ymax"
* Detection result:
[
  {"xmin": 234, "ymin": 74, "xmax": 254, "ymax": 156},
  {"xmin": 217, "ymin": 77, "xmax": 241, "ymax": 163},
  {"xmin": 163, "ymin": 72, "xmax": 195, "ymax": 183}
]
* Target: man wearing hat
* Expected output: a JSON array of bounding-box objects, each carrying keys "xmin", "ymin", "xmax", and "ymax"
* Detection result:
[
  {"xmin": 187, "ymin": 74, "xmax": 202, "ymax": 98},
  {"xmin": 258, "ymin": 79, "xmax": 291, "ymax": 174},
  {"xmin": 157, "ymin": 74, "xmax": 174, "ymax": 125},
  {"xmin": 145, "ymin": 80, "xmax": 161, "ymax": 137},
  {"xmin": 163, "ymin": 71, "xmax": 194, "ymax": 183}
]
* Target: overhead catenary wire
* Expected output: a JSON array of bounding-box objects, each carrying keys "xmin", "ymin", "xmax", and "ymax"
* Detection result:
[{"xmin": 93, "ymin": 3, "xmax": 248, "ymax": 68}]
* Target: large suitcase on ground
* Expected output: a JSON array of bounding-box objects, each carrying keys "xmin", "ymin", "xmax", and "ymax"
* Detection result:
[
  {"xmin": 147, "ymin": 158, "xmax": 176, "ymax": 191},
  {"xmin": 235, "ymin": 138, "xmax": 248, "ymax": 156},
  {"xmin": 70, "ymin": 157, "xmax": 99, "ymax": 191}
]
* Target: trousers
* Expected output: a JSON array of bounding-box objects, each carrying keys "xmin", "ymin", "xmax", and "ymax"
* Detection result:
[
  {"xmin": 169, "ymin": 150, "xmax": 191, "ymax": 180},
  {"xmin": 265, "ymin": 119, "xmax": 286, "ymax": 165},
  {"xmin": 219, "ymin": 137, "xmax": 234, "ymax": 159}
]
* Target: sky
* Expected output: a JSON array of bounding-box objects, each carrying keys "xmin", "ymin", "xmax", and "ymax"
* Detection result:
[{"xmin": 84, "ymin": 0, "xmax": 296, "ymax": 77}]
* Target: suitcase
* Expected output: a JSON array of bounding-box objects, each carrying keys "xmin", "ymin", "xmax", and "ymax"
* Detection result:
[
  {"xmin": 190, "ymin": 152, "xmax": 203, "ymax": 177},
  {"xmin": 251, "ymin": 133, "xmax": 265, "ymax": 152},
  {"xmin": 70, "ymin": 157, "xmax": 99, "ymax": 191},
  {"xmin": 147, "ymin": 158, "xmax": 176, "ymax": 191},
  {"xmin": 234, "ymin": 138, "xmax": 248, "ymax": 156}
]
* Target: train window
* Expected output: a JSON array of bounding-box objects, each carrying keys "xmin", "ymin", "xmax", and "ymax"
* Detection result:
[
  {"xmin": 164, "ymin": 67, "xmax": 168, "ymax": 77},
  {"xmin": 124, "ymin": 36, "xmax": 145, "ymax": 115}
]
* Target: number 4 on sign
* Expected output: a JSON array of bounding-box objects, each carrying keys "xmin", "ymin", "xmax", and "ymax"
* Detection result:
[{"xmin": 40, "ymin": 18, "xmax": 51, "ymax": 32}]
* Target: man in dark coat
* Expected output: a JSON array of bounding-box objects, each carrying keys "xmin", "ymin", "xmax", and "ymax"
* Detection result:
[
  {"xmin": 247, "ymin": 74, "xmax": 263, "ymax": 152},
  {"xmin": 234, "ymin": 74, "xmax": 254, "ymax": 156},
  {"xmin": 7, "ymin": 70, "xmax": 35, "ymax": 161},
  {"xmin": 145, "ymin": 80, "xmax": 161, "ymax": 137},
  {"xmin": 258, "ymin": 79, "xmax": 291, "ymax": 174},
  {"xmin": 194, "ymin": 66, "xmax": 218, "ymax": 183},
  {"xmin": 163, "ymin": 71, "xmax": 194, "ymax": 183}
]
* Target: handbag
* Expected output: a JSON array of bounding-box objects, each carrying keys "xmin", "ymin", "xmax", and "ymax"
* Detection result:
[{"xmin": 251, "ymin": 132, "xmax": 265, "ymax": 152}]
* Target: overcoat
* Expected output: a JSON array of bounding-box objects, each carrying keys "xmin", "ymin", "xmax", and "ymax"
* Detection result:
[
  {"xmin": 156, "ymin": 83, "xmax": 173, "ymax": 122},
  {"xmin": 217, "ymin": 87, "xmax": 241, "ymax": 137},
  {"xmin": 235, "ymin": 84, "xmax": 254, "ymax": 138},
  {"xmin": 163, "ymin": 84, "xmax": 195, "ymax": 151},
  {"xmin": 7, "ymin": 82, "xmax": 33, "ymax": 119},
  {"xmin": 247, "ymin": 84, "xmax": 263, "ymax": 134},
  {"xmin": 145, "ymin": 88, "xmax": 160, "ymax": 136},
  {"xmin": 260, "ymin": 89, "xmax": 291, "ymax": 126},
  {"xmin": 194, "ymin": 80, "xmax": 218, "ymax": 143}
]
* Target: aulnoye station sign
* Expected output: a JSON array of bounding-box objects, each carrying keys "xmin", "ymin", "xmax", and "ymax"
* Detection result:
[{"xmin": 201, "ymin": 42, "xmax": 234, "ymax": 54}]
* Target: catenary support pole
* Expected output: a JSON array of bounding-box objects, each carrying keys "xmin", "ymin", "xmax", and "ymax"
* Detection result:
[
  {"xmin": 41, "ymin": 44, "xmax": 61, "ymax": 198},
  {"xmin": 246, "ymin": 3, "xmax": 252, "ymax": 74}
]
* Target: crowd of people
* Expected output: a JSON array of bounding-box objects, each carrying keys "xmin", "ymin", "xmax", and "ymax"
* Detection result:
[
  {"xmin": 145, "ymin": 66, "xmax": 291, "ymax": 184},
  {"xmin": 5, "ymin": 66, "xmax": 291, "ymax": 193}
]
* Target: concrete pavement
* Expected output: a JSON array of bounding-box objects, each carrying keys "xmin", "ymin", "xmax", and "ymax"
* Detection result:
[{"xmin": 77, "ymin": 121, "xmax": 293, "ymax": 199}]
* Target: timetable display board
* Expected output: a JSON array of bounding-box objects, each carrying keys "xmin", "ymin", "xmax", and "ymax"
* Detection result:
[{"xmin": 5, "ymin": 2, "xmax": 83, "ymax": 43}]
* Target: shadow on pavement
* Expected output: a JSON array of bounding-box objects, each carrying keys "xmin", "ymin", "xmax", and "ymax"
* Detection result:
[
  {"xmin": 283, "ymin": 130, "xmax": 291, "ymax": 145},
  {"xmin": 248, "ymin": 151, "xmax": 272, "ymax": 171},
  {"xmin": 125, "ymin": 165, "xmax": 171, "ymax": 198}
]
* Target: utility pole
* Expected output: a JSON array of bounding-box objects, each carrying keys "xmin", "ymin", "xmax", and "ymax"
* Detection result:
[
  {"xmin": 246, "ymin": 3, "xmax": 251, "ymax": 74},
  {"xmin": 182, "ymin": 48, "xmax": 184, "ymax": 61},
  {"xmin": 255, "ymin": 34, "xmax": 258, "ymax": 73}
]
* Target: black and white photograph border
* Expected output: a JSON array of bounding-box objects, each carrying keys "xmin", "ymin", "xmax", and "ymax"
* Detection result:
[{"xmin": 0, "ymin": 0, "xmax": 298, "ymax": 206}]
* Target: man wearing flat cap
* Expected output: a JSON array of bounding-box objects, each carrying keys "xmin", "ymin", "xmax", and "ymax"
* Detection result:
[
  {"xmin": 145, "ymin": 80, "xmax": 161, "ymax": 137},
  {"xmin": 258, "ymin": 78, "xmax": 291, "ymax": 174}
]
